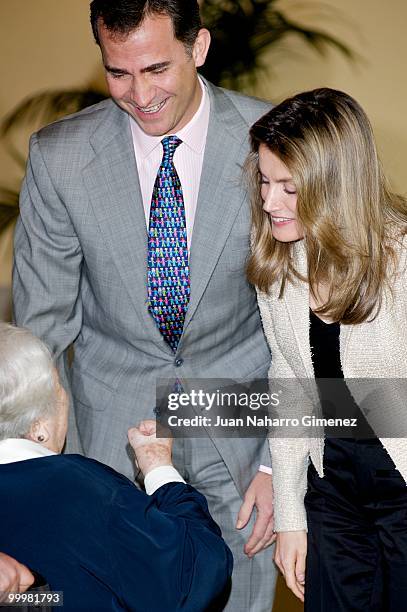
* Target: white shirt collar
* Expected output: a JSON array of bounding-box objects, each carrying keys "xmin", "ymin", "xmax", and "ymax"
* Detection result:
[
  {"xmin": 0, "ymin": 438, "xmax": 56, "ymax": 464},
  {"xmin": 130, "ymin": 76, "xmax": 210, "ymax": 158}
]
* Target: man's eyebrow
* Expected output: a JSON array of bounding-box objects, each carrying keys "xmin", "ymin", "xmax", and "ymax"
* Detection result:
[
  {"xmin": 104, "ymin": 61, "xmax": 171, "ymax": 75},
  {"xmin": 104, "ymin": 65, "xmax": 130, "ymax": 75},
  {"xmin": 141, "ymin": 61, "xmax": 171, "ymax": 73}
]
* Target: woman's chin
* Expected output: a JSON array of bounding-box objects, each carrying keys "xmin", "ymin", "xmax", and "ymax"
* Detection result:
[{"xmin": 272, "ymin": 226, "xmax": 303, "ymax": 243}]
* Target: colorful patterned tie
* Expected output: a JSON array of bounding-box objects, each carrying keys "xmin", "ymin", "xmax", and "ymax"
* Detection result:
[{"xmin": 147, "ymin": 136, "xmax": 190, "ymax": 352}]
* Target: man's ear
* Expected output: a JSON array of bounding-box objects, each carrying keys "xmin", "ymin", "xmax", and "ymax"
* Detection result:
[{"xmin": 192, "ymin": 28, "xmax": 211, "ymax": 68}]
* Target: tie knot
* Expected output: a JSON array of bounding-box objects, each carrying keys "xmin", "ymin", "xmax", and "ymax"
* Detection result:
[{"xmin": 161, "ymin": 135, "xmax": 182, "ymax": 164}]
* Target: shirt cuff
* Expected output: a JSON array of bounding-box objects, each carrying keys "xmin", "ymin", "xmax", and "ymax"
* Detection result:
[
  {"xmin": 144, "ymin": 465, "xmax": 186, "ymax": 495},
  {"xmin": 258, "ymin": 464, "xmax": 273, "ymax": 475}
]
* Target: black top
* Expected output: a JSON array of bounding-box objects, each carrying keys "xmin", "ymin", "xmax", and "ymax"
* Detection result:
[
  {"xmin": 309, "ymin": 309, "xmax": 342, "ymax": 378},
  {"xmin": 309, "ymin": 308, "xmax": 375, "ymax": 439}
]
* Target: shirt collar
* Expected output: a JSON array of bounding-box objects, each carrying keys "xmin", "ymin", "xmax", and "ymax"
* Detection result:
[
  {"xmin": 0, "ymin": 438, "xmax": 56, "ymax": 464},
  {"xmin": 130, "ymin": 76, "xmax": 210, "ymax": 158}
]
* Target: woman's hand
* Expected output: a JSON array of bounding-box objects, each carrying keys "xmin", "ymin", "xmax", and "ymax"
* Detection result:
[{"xmin": 274, "ymin": 530, "xmax": 307, "ymax": 602}]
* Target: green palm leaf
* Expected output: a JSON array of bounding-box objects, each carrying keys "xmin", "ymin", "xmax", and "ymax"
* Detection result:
[
  {"xmin": 0, "ymin": 189, "xmax": 20, "ymax": 233},
  {"xmin": 200, "ymin": 0, "xmax": 353, "ymax": 86}
]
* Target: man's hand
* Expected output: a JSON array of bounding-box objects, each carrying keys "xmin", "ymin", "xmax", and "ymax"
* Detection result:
[
  {"xmin": 236, "ymin": 471, "xmax": 275, "ymax": 558},
  {"xmin": 128, "ymin": 419, "xmax": 172, "ymax": 476},
  {"xmin": 274, "ymin": 531, "xmax": 307, "ymax": 602},
  {"xmin": 0, "ymin": 553, "xmax": 34, "ymax": 602}
]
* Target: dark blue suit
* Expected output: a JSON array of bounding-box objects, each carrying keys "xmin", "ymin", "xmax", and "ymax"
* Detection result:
[{"xmin": 0, "ymin": 454, "xmax": 233, "ymax": 611}]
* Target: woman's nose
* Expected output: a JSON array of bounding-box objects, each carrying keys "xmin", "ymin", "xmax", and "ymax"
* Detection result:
[{"xmin": 262, "ymin": 186, "xmax": 281, "ymax": 213}]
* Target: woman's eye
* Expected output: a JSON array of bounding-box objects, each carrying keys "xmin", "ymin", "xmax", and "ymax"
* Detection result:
[{"xmin": 284, "ymin": 186, "xmax": 296, "ymax": 195}]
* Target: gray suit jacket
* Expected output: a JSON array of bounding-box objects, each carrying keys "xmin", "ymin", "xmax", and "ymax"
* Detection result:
[{"xmin": 13, "ymin": 80, "xmax": 272, "ymax": 496}]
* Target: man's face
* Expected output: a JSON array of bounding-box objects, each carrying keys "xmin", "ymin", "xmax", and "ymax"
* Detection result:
[{"xmin": 98, "ymin": 14, "xmax": 210, "ymax": 136}]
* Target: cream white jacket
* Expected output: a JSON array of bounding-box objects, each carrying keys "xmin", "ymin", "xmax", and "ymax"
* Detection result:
[{"xmin": 257, "ymin": 239, "xmax": 407, "ymax": 531}]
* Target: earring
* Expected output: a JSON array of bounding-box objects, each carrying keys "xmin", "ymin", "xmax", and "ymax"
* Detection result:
[{"xmin": 37, "ymin": 435, "xmax": 45, "ymax": 442}]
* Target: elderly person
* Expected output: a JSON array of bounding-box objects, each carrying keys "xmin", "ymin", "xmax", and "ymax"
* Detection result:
[{"xmin": 0, "ymin": 323, "xmax": 232, "ymax": 611}]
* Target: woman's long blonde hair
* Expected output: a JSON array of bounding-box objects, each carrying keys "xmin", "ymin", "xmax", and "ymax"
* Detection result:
[{"xmin": 247, "ymin": 88, "xmax": 407, "ymax": 324}]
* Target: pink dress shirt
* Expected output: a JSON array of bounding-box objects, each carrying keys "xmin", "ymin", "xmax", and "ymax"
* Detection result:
[{"xmin": 130, "ymin": 78, "xmax": 210, "ymax": 250}]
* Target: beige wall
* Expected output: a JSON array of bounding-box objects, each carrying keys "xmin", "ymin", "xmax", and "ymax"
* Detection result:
[
  {"xmin": 0, "ymin": 3, "xmax": 405, "ymax": 605},
  {"xmin": 263, "ymin": 0, "xmax": 407, "ymax": 197},
  {"xmin": 0, "ymin": 0, "xmax": 102, "ymax": 187},
  {"xmin": 0, "ymin": 0, "xmax": 104, "ymax": 296}
]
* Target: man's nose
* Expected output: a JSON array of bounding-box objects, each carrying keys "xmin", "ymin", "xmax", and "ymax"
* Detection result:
[{"xmin": 129, "ymin": 77, "xmax": 156, "ymax": 109}]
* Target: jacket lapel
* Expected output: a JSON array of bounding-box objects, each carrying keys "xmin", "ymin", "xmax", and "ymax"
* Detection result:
[
  {"xmin": 283, "ymin": 242, "xmax": 358, "ymax": 377},
  {"xmin": 82, "ymin": 102, "xmax": 172, "ymax": 353},
  {"xmin": 183, "ymin": 82, "xmax": 251, "ymax": 331},
  {"xmin": 283, "ymin": 242, "xmax": 315, "ymax": 377}
]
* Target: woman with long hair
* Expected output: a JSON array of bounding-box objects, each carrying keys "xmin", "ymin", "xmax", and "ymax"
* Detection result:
[{"xmin": 247, "ymin": 87, "xmax": 407, "ymax": 610}]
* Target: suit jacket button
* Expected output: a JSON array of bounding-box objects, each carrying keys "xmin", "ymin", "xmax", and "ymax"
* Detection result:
[{"xmin": 175, "ymin": 358, "xmax": 183, "ymax": 367}]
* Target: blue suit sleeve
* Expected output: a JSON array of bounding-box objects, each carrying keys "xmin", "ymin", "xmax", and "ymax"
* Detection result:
[{"xmin": 107, "ymin": 481, "xmax": 233, "ymax": 611}]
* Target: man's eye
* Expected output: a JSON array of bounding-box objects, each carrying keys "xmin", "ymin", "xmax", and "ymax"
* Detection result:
[
  {"xmin": 153, "ymin": 68, "xmax": 167, "ymax": 75},
  {"xmin": 109, "ymin": 73, "xmax": 125, "ymax": 79}
]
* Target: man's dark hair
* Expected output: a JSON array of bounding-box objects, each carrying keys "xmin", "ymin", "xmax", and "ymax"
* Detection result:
[{"xmin": 90, "ymin": 0, "xmax": 202, "ymax": 51}]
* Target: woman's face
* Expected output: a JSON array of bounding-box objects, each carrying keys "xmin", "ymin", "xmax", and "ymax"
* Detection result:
[{"xmin": 258, "ymin": 145, "xmax": 303, "ymax": 243}]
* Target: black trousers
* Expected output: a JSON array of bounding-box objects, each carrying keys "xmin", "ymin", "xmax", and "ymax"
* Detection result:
[{"xmin": 304, "ymin": 438, "xmax": 407, "ymax": 611}]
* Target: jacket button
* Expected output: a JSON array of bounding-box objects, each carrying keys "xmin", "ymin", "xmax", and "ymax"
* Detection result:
[{"xmin": 175, "ymin": 358, "xmax": 184, "ymax": 367}]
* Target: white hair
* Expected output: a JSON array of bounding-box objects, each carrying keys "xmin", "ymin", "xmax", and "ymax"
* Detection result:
[{"xmin": 0, "ymin": 323, "xmax": 58, "ymax": 440}]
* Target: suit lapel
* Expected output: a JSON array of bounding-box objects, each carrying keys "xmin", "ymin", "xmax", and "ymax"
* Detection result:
[
  {"xmin": 283, "ymin": 243, "xmax": 356, "ymax": 377},
  {"xmin": 82, "ymin": 102, "xmax": 172, "ymax": 353},
  {"xmin": 183, "ymin": 83, "xmax": 251, "ymax": 331},
  {"xmin": 340, "ymin": 318, "xmax": 354, "ymax": 371},
  {"xmin": 283, "ymin": 242, "xmax": 315, "ymax": 377}
]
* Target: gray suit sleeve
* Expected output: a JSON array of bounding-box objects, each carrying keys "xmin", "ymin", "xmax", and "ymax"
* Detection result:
[{"xmin": 13, "ymin": 134, "xmax": 84, "ymax": 451}]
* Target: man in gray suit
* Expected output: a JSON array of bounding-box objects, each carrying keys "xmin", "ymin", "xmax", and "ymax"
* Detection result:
[{"xmin": 13, "ymin": 1, "xmax": 276, "ymax": 609}]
